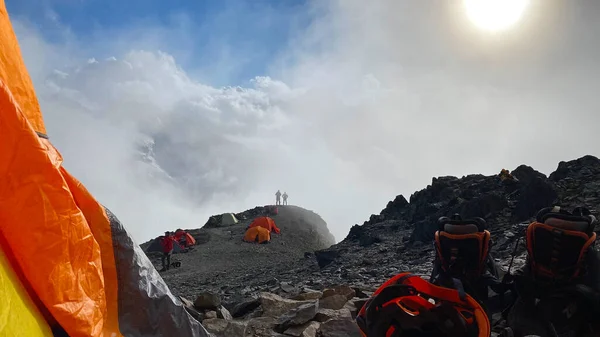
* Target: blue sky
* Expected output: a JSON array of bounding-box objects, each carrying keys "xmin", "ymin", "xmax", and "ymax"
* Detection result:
[{"xmin": 6, "ymin": 0, "xmax": 316, "ymax": 86}]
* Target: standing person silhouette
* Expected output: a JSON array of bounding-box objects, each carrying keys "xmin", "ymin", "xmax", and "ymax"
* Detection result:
[
  {"xmin": 275, "ymin": 190, "xmax": 281, "ymax": 205},
  {"xmin": 282, "ymin": 192, "xmax": 288, "ymax": 205}
]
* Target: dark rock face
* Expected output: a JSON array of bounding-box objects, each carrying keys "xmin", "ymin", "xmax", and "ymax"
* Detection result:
[
  {"xmin": 511, "ymin": 177, "xmax": 558, "ymax": 221},
  {"xmin": 308, "ymin": 155, "xmax": 600, "ymax": 293}
]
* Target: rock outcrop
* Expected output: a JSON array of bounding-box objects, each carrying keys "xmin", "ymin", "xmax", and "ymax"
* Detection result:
[
  {"xmin": 178, "ymin": 285, "xmax": 366, "ymax": 337},
  {"xmin": 310, "ymin": 155, "xmax": 600, "ymax": 291}
]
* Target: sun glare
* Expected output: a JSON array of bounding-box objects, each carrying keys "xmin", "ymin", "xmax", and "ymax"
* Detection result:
[{"xmin": 464, "ymin": 0, "xmax": 530, "ymax": 32}]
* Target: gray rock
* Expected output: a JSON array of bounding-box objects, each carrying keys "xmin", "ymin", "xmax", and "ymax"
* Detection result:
[
  {"xmin": 318, "ymin": 318, "xmax": 362, "ymax": 337},
  {"xmin": 230, "ymin": 297, "xmax": 261, "ymax": 318},
  {"xmin": 342, "ymin": 299, "xmax": 360, "ymax": 319},
  {"xmin": 223, "ymin": 320, "xmax": 248, "ymax": 337},
  {"xmin": 202, "ymin": 318, "xmax": 229, "ymax": 335},
  {"xmin": 274, "ymin": 301, "xmax": 319, "ymax": 332},
  {"xmin": 313, "ymin": 308, "xmax": 352, "ymax": 323},
  {"xmin": 322, "ymin": 285, "xmax": 356, "ymax": 301},
  {"xmin": 284, "ymin": 321, "xmax": 320, "ymax": 337},
  {"xmin": 244, "ymin": 317, "xmax": 278, "ymax": 337},
  {"xmin": 260, "ymin": 292, "xmax": 312, "ymax": 318},
  {"xmin": 217, "ymin": 306, "xmax": 233, "ymax": 320},
  {"xmin": 319, "ymin": 294, "xmax": 348, "ymax": 310},
  {"xmin": 292, "ymin": 291, "xmax": 323, "ymax": 301}
]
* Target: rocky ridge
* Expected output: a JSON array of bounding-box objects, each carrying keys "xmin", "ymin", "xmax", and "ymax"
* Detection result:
[
  {"xmin": 147, "ymin": 155, "xmax": 600, "ymax": 336},
  {"xmin": 141, "ymin": 205, "xmax": 337, "ymax": 303},
  {"xmin": 308, "ymin": 155, "xmax": 600, "ymax": 291}
]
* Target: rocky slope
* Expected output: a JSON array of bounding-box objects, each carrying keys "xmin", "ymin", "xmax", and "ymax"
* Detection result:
[
  {"xmin": 309, "ymin": 155, "xmax": 600, "ymax": 291},
  {"xmin": 141, "ymin": 205, "xmax": 336, "ymax": 303},
  {"xmin": 144, "ymin": 155, "xmax": 600, "ymax": 336}
]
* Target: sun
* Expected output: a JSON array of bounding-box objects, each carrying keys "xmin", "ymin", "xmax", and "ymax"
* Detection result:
[{"xmin": 464, "ymin": 0, "xmax": 530, "ymax": 32}]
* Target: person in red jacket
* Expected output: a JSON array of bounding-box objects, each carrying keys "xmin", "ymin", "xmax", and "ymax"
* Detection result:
[{"xmin": 160, "ymin": 231, "xmax": 174, "ymax": 271}]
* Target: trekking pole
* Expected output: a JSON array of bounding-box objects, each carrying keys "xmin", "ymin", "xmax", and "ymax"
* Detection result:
[{"xmin": 506, "ymin": 236, "xmax": 521, "ymax": 277}]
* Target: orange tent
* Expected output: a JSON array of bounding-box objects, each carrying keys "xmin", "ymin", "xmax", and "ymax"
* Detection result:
[
  {"xmin": 243, "ymin": 226, "xmax": 271, "ymax": 244},
  {"xmin": 0, "ymin": 2, "xmax": 209, "ymax": 336},
  {"xmin": 248, "ymin": 216, "xmax": 281, "ymax": 234},
  {"xmin": 174, "ymin": 230, "xmax": 196, "ymax": 247}
]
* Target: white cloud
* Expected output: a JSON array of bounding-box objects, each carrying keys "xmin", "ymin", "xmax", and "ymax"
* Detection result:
[{"xmin": 12, "ymin": 0, "xmax": 600, "ymax": 243}]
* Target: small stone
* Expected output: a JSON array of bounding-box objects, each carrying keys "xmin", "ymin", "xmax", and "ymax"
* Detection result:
[{"xmin": 217, "ymin": 306, "xmax": 232, "ymax": 320}]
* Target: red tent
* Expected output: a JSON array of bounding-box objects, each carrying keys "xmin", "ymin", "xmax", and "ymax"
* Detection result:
[
  {"xmin": 174, "ymin": 230, "xmax": 196, "ymax": 247},
  {"xmin": 248, "ymin": 216, "xmax": 280, "ymax": 234}
]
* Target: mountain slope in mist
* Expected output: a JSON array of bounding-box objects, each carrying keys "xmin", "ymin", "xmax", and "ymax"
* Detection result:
[{"xmin": 142, "ymin": 205, "xmax": 335, "ymax": 302}]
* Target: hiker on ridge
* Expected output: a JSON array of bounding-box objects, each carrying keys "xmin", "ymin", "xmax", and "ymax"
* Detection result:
[
  {"xmin": 282, "ymin": 192, "xmax": 288, "ymax": 205},
  {"xmin": 275, "ymin": 190, "xmax": 281, "ymax": 205},
  {"xmin": 160, "ymin": 231, "xmax": 174, "ymax": 271}
]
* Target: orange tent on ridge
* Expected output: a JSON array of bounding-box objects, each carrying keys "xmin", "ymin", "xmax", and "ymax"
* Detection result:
[
  {"xmin": 175, "ymin": 229, "xmax": 196, "ymax": 247},
  {"xmin": 248, "ymin": 216, "xmax": 280, "ymax": 234},
  {"xmin": 243, "ymin": 226, "xmax": 271, "ymax": 244}
]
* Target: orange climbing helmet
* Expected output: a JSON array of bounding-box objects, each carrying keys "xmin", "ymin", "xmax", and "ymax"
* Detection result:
[{"xmin": 356, "ymin": 273, "xmax": 490, "ymax": 337}]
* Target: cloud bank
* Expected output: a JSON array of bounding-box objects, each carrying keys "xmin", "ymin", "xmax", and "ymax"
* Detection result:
[{"xmin": 12, "ymin": 0, "xmax": 600, "ymax": 243}]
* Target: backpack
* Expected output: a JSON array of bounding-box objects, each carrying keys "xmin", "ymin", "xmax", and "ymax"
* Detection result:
[
  {"xmin": 431, "ymin": 214, "xmax": 494, "ymax": 304},
  {"xmin": 526, "ymin": 206, "xmax": 597, "ymax": 283},
  {"xmin": 505, "ymin": 206, "xmax": 600, "ymax": 337}
]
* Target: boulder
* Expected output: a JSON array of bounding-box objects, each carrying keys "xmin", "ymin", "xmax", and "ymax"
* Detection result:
[
  {"xmin": 314, "ymin": 308, "xmax": 352, "ymax": 322},
  {"xmin": 194, "ymin": 292, "xmax": 221, "ymax": 310},
  {"xmin": 319, "ymin": 294, "xmax": 348, "ymax": 310},
  {"xmin": 202, "ymin": 318, "xmax": 229, "ymax": 335},
  {"xmin": 284, "ymin": 321, "xmax": 320, "ymax": 337},
  {"xmin": 244, "ymin": 317, "xmax": 278, "ymax": 337},
  {"xmin": 322, "ymin": 285, "xmax": 355, "ymax": 301},
  {"xmin": 342, "ymin": 298, "xmax": 360, "ymax": 319},
  {"xmin": 274, "ymin": 301, "xmax": 319, "ymax": 333},
  {"xmin": 230, "ymin": 297, "xmax": 261, "ymax": 318},
  {"xmin": 314, "ymin": 249, "xmax": 340, "ymax": 268},
  {"xmin": 260, "ymin": 292, "xmax": 313, "ymax": 317},
  {"xmin": 292, "ymin": 291, "xmax": 323, "ymax": 301}
]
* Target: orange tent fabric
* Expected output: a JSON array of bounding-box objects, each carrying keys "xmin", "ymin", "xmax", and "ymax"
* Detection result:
[
  {"xmin": 243, "ymin": 226, "xmax": 271, "ymax": 244},
  {"xmin": 248, "ymin": 216, "xmax": 281, "ymax": 234},
  {"xmin": 0, "ymin": 2, "xmax": 209, "ymax": 336},
  {"xmin": 175, "ymin": 230, "xmax": 196, "ymax": 247}
]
